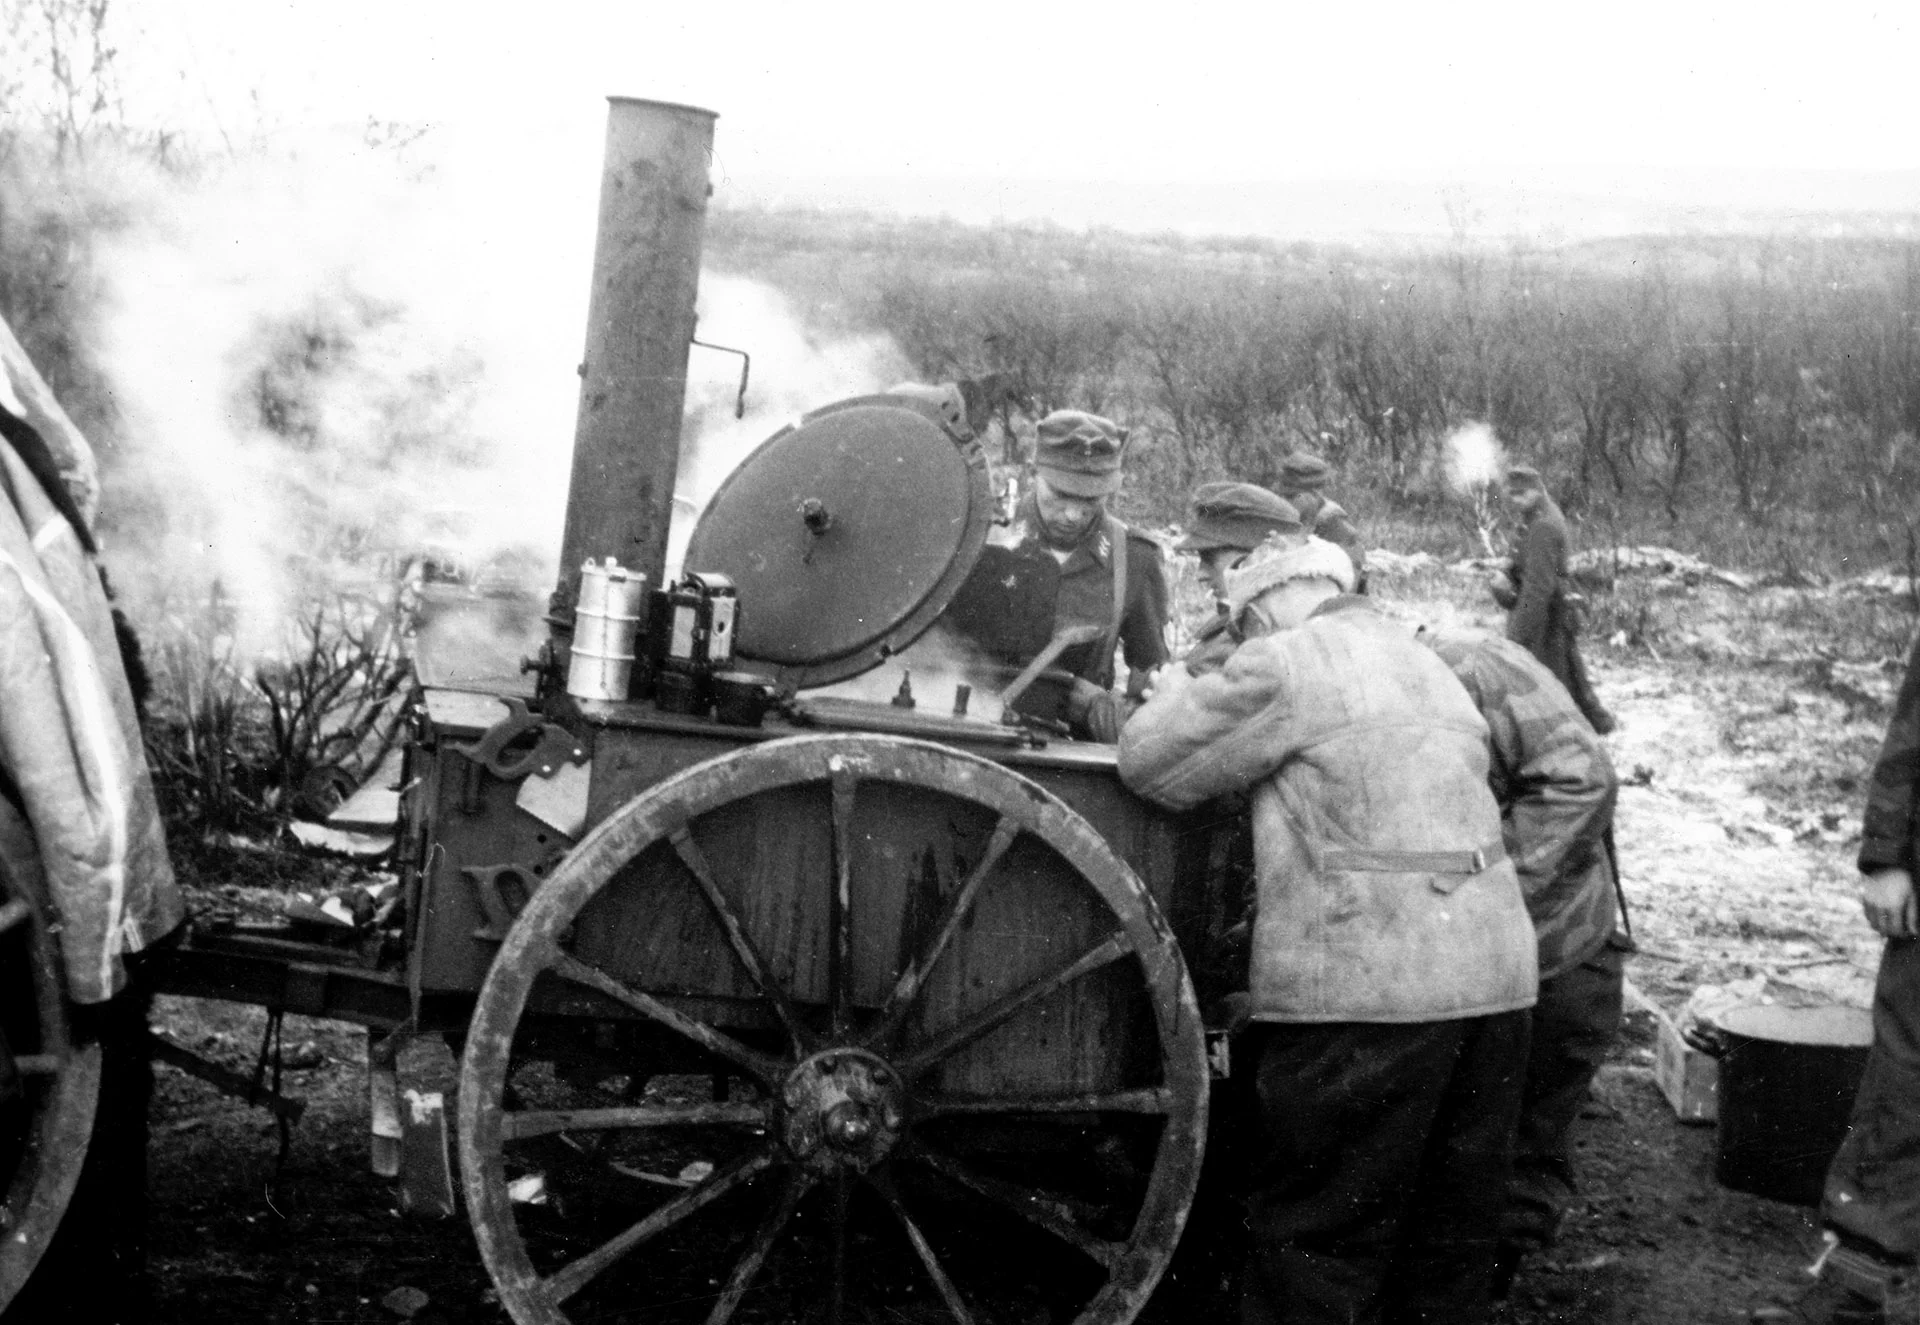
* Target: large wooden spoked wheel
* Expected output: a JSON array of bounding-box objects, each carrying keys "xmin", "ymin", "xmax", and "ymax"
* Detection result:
[
  {"xmin": 458, "ymin": 733, "xmax": 1207, "ymax": 1325},
  {"xmin": 0, "ymin": 857, "xmax": 103, "ymax": 1310}
]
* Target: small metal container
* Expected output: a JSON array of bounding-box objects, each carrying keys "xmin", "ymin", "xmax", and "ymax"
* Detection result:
[
  {"xmin": 711, "ymin": 671, "xmax": 776, "ymax": 727},
  {"xmin": 567, "ymin": 558, "xmax": 646, "ymax": 701}
]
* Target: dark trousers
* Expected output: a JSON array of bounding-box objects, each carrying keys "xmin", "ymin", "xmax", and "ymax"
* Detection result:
[
  {"xmin": 1504, "ymin": 939, "xmax": 1626, "ymax": 1252},
  {"xmin": 1240, "ymin": 1010, "xmax": 1532, "ymax": 1325},
  {"xmin": 1560, "ymin": 638, "xmax": 1612, "ymax": 732},
  {"xmin": 1824, "ymin": 937, "xmax": 1920, "ymax": 1261},
  {"xmin": 1526, "ymin": 614, "xmax": 1611, "ymax": 734}
]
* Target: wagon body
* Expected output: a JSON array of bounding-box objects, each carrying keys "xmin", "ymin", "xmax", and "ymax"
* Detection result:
[
  {"xmin": 414, "ymin": 684, "xmax": 1222, "ymax": 1324},
  {"xmin": 405, "ymin": 686, "xmax": 1212, "ymax": 1075}
]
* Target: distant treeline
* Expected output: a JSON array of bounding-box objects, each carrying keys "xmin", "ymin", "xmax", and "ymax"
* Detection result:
[{"xmin": 709, "ymin": 206, "xmax": 1920, "ymax": 573}]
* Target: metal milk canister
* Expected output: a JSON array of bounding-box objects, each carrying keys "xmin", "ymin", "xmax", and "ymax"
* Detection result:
[{"xmin": 566, "ymin": 558, "xmax": 646, "ymax": 700}]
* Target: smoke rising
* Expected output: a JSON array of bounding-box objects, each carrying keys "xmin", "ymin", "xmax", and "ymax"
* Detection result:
[
  {"xmin": 1439, "ymin": 420, "xmax": 1508, "ymax": 559},
  {"xmin": 87, "ymin": 126, "xmax": 597, "ymax": 661},
  {"xmin": 667, "ymin": 276, "xmax": 910, "ymax": 581},
  {"xmin": 1441, "ymin": 421, "xmax": 1505, "ymax": 494},
  {"xmin": 54, "ymin": 127, "xmax": 907, "ymax": 668}
]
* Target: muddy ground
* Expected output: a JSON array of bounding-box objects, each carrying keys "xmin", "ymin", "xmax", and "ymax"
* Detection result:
[{"xmin": 134, "ymin": 574, "xmax": 1912, "ymax": 1324}]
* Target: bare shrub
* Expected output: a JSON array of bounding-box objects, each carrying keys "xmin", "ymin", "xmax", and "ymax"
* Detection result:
[{"xmin": 142, "ymin": 582, "xmax": 412, "ymax": 838}]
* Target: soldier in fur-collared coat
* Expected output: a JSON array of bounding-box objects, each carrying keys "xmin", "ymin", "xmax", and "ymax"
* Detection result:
[{"xmin": 1120, "ymin": 536, "xmax": 1536, "ymax": 1325}]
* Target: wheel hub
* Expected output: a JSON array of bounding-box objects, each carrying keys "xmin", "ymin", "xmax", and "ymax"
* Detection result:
[{"xmin": 777, "ymin": 1048, "xmax": 904, "ymax": 1173}]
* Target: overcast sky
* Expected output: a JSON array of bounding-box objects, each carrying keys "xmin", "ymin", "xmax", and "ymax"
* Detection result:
[{"xmin": 117, "ymin": 0, "xmax": 1920, "ymax": 189}]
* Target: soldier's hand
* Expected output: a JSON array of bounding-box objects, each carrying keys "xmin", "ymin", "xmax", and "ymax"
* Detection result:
[
  {"xmin": 1861, "ymin": 868, "xmax": 1917, "ymax": 939},
  {"xmin": 1065, "ymin": 679, "xmax": 1129, "ymax": 743},
  {"xmin": 1065, "ymin": 678, "xmax": 1102, "ymax": 722},
  {"xmin": 1140, "ymin": 663, "xmax": 1191, "ymax": 707}
]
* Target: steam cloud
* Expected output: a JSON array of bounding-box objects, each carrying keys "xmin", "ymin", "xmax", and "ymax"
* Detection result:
[
  {"xmin": 669, "ymin": 276, "xmax": 910, "ymax": 581},
  {"xmin": 1441, "ymin": 421, "xmax": 1505, "ymax": 494},
  {"xmin": 90, "ymin": 127, "xmax": 596, "ymax": 660},
  {"xmin": 61, "ymin": 128, "xmax": 906, "ymax": 666}
]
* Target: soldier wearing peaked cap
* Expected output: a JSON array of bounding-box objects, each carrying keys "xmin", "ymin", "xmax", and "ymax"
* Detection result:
[
  {"xmin": 1177, "ymin": 482, "xmax": 1302, "ymax": 676},
  {"xmin": 1491, "ymin": 465, "xmax": 1616, "ymax": 735},
  {"xmin": 1179, "ymin": 482, "xmax": 1303, "ymax": 561},
  {"xmin": 940, "ymin": 409, "xmax": 1170, "ymax": 742},
  {"xmin": 1274, "ymin": 450, "xmax": 1365, "ymax": 578}
]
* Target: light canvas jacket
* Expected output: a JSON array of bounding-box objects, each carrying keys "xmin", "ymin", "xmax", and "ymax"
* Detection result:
[
  {"xmin": 1118, "ymin": 597, "xmax": 1537, "ymax": 1022},
  {"xmin": 0, "ymin": 327, "xmax": 181, "ymax": 1003}
]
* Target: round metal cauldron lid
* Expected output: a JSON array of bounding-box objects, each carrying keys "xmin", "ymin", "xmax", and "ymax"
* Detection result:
[
  {"xmin": 682, "ymin": 393, "xmax": 995, "ymax": 688},
  {"xmin": 1716, "ymin": 1003, "xmax": 1874, "ymax": 1048}
]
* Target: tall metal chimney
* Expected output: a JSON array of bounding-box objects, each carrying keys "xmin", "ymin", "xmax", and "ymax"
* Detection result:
[{"xmin": 556, "ymin": 96, "xmax": 717, "ymax": 603}]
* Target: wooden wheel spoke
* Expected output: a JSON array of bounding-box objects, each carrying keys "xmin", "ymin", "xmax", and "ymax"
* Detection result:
[
  {"xmin": 829, "ymin": 1172, "xmax": 849, "ymax": 1325},
  {"xmin": 905, "ymin": 1142, "xmax": 1124, "ymax": 1272},
  {"xmin": 898, "ymin": 933, "xmax": 1132, "ymax": 1076},
  {"xmin": 0, "ymin": 897, "xmax": 30, "ymax": 935},
  {"xmin": 551, "ymin": 952, "xmax": 785, "ymax": 1085},
  {"xmin": 670, "ymin": 825, "xmax": 815, "ymax": 1056},
  {"xmin": 916, "ymin": 1086, "xmax": 1173, "ymax": 1119},
  {"xmin": 542, "ymin": 1144, "xmax": 776, "ymax": 1305},
  {"xmin": 501, "ymin": 1100, "xmax": 765, "ymax": 1142},
  {"xmin": 828, "ymin": 767, "xmax": 858, "ymax": 1034},
  {"xmin": 866, "ymin": 1168, "xmax": 977, "ymax": 1325},
  {"xmin": 864, "ymin": 815, "xmax": 1021, "ymax": 1049},
  {"xmin": 456, "ymin": 735, "xmax": 1208, "ymax": 1325},
  {"xmin": 705, "ymin": 1170, "xmax": 814, "ymax": 1325}
]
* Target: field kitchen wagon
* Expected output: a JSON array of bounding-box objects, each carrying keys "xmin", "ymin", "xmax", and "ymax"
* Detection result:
[{"xmin": 5, "ymin": 97, "xmax": 1234, "ymax": 1325}]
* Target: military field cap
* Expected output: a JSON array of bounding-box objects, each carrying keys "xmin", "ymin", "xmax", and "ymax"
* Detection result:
[
  {"xmin": 1505, "ymin": 464, "xmax": 1545, "ymax": 491},
  {"xmin": 1277, "ymin": 451, "xmax": 1333, "ymax": 492},
  {"xmin": 1176, "ymin": 482, "xmax": 1302, "ymax": 552},
  {"xmin": 1225, "ymin": 534, "xmax": 1357, "ymax": 618},
  {"xmin": 1034, "ymin": 410, "xmax": 1130, "ymax": 497}
]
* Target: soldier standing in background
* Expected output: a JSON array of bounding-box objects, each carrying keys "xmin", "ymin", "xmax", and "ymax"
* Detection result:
[
  {"xmin": 942, "ymin": 409, "xmax": 1169, "ymax": 741},
  {"xmin": 1759, "ymin": 628, "xmax": 1920, "ymax": 1325},
  {"xmin": 1491, "ymin": 465, "xmax": 1617, "ymax": 735},
  {"xmin": 1176, "ymin": 481, "xmax": 1302, "ymax": 675},
  {"xmin": 1273, "ymin": 451, "xmax": 1364, "ymax": 580},
  {"xmin": 1120, "ymin": 536, "xmax": 1536, "ymax": 1325},
  {"xmin": 1421, "ymin": 626, "xmax": 1629, "ymax": 1297}
]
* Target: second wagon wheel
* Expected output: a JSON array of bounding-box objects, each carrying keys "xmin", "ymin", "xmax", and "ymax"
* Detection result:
[
  {"xmin": 458, "ymin": 733, "xmax": 1207, "ymax": 1325},
  {"xmin": 0, "ymin": 848, "xmax": 103, "ymax": 1310}
]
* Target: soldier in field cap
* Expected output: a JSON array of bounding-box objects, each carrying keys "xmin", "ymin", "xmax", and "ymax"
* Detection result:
[
  {"xmin": 1176, "ymin": 481, "xmax": 1303, "ymax": 675},
  {"xmin": 1274, "ymin": 449, "xmax": 1365, "ymax": 577},
  {"xmin": 1120, "ymin": 534, "xmax": 1535, "ymax": 1325},
  {"xmin": 1033, "ymin": 408, "xmax": 1130, "ymax": 495},
  {"xmin": 941, "ymin": 409, "xmax": 1170, "ymax": 741},
  {"xmin": 1490, "ymin": 465, "xmax": 1616, "ymax": 734}
]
